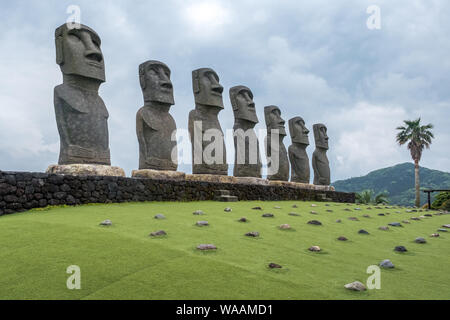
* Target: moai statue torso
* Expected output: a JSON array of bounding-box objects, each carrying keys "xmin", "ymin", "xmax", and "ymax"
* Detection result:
[
  {"xmin": 136, "ymin": 61, "xmax": 177, "ymax": 171},
  {"xmin": 264, "ymin": 106, "xmax": 289, "ymax": 181},
  {"xmin": 230, "ymin": 86, "xmax": 262, "ymax": 178},
  {"xmin": 188, "ymin": 68, "xmax": 228, "ymax": 175},
  {"xmin": 288, "ymin": 117, "xmax": 310, "ymax": 183},
  {"xmin": 312, "ymin": 123, "xmax": 330, "ymax": 185},
  {"xmin": 54, "ymin": 24, "xmax": 111, "ymax": 165}
]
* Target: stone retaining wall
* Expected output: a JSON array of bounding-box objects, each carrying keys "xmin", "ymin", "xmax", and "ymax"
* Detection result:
[{"xmin": 0, "ymin": 171, "xmax": 355, "ymax": 216}]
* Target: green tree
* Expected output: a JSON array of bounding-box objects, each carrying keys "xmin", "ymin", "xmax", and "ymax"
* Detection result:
[
  {"xmin": 396, "ymin": 118, "xmax": 434, "ymax": 207},
  {"xmin": 355, "ymin": 189, "xmax": 389, "ymax": 205}
]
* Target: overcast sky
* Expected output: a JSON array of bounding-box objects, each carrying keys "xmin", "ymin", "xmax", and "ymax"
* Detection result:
[{"xmin": 0, "ymin": 0, "xmax": 449, "ymax": 182}]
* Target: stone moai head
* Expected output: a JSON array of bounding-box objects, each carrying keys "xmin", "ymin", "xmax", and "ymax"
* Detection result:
[
  {"xmin": 264, "ymin": 106, "xmax": 286, "ymax": 136},
  {"xmin": 229, "ymin": 86, "xmax": 258, "ymax": 124},
  {"xmin": 289, "ymin": 117, "xmax": 310, "ymax": 145},
  {"xmin": 139, "ymin": 60, "xmax": 174, "ymax": 105},
  {"xmin": 313, "ymin": 123, "xmax": 329, "ymax": 150},
  {"xmin": 55, "ymin": 23, "xmax": 105, "ymax": 82},
  {"xmin": 192, "ymin": 68, "xmax": 224, "ymax": 108}
]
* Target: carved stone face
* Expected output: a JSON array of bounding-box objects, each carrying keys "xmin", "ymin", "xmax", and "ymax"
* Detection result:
[
  {"xmin": 289, "ymin": 117, "xmax": 309, "ymax": 145},
  {"xmin": 55, "ymin": 24, "xmax": 105, "ymax": 82},
  {"xmin": 139, "ymin": 60, "xmax": 174, "ymax": 105},
  {"xmin": 192, "ymin": 68, "xmax": 224, "ymax": 108},
  {"xmin": 264, "ymin": 106, "xmax": 286, "ymax": 136},
  {"xmin": 230, "ymin": 86, "xmax": 258, "ymax": 124},
  {"xmin": 313, "ymin": 123, "xmax": 329, "ymax": 150}
]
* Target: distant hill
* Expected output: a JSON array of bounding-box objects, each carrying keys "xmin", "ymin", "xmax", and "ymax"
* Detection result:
[{"xmin": 332, "ymin": 163, "xmax": 450, "ymax": 206}]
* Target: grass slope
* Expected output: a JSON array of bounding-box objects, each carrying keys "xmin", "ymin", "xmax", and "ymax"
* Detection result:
[{"xmin": 0, "ymin": 201, "xmax": 449, "ymax": 300}]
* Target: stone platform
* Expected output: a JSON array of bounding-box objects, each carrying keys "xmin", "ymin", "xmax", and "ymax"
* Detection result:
[
  {"xmin": 46, "ymin": 164, "xmax": 126, "ymax": 177},
  {"xmin": 132, "ymin": 169, "xmax": 185, "ymax": 181}
]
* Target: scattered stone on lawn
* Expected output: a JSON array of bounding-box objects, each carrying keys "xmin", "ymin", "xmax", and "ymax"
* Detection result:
[
  {"xmin": 379, "ymin": 226, "xmax": 389, "ymax": 231},
  {"xmin": 344, "ymin": 208, "xmax": 352, "ymax": 212},
  {"xmin": 292, "ymin": 205, "xmax": 298, "ymax": 208},
  {"xmin": 389, "ymin": 222, "xmax": 402, "ymax": 227},
  {"xmin": 411, "ymin": 217, "xmax": 421, "ymax": 221},
  {"xmin": 311, "ymin": 204, "xmax": 318, "ymax": 207},
  {"xmin": 394, "ymin": 246, "xmax": 407, "ymax": 252},
  {"xmin": 358, "ymin": 229, "xmax": 370, "ymax": 235},
  {"xmin": 378, "ymin": 213, "xmax": 385, "ymax": 216},
  {"xmin": 431, "ymin": 233, "xmax": 440, "ymax": 238},
  {"xmin": 246, "ymin": 231, "xmax": 260, "ymax": 237},
  {"xmin": 224, "ymin": 208, "xmax": 232, "ymax": 212},
  {"xmin": 395, "ymin": 211, "xmax": 401, "ymax": 213},
  {"xmin": 289, "ymin": 213, "xmax": 300, "ymax": 217},
  {"xmin": 309, "ymin": 246, "xmax": 321, "ymax": 252},
  {"xmin": 402, "ymin": 220, "xmax": 411, "ymax": 224},
  {"xmin": 380, "ymin": 259, "xmax": 395, "ymax": 268},
  {"xmin": 197, "ymin": 244, "xmax": 217, "ymax": 251},
  {"xmin": 344, "ymin": 281, "xmax": 366, "ymax": 291},
  {"xmin": 363, "ymin": 214, "xmax": 370, "ymax": 218},
  {"xmin": 308, "ymin": 220, "xmax": 322, "ymax": 226},
  {"xmin": 196, "ymin": 221, "xmax": 209, "ymax": 226},
  {"xmin": 424, "ymin": 214, "xmax": 432, "ymax": 217},
  {"xmin": 150, "ymin": 230, "xmax": 167, "ymax": 237},
  {"xmin": 375, "ymin": 206, "xmax": 382, "ymax": 209},
  {"xmin": 442, "ymin": 224, "xmax": 450, "ymax": 228},
  {"xmin": 367, "ymin": 207, "xmax": 372, "ymax": 210},
  {"xmin": 336, "ymin": 219, "xmax": 342, "ymax": 223},
  {"xmin": 338, "ymin": 236, "xmax": 348, "ymax": 241},
  {"xmin": 268, "ymin": 263, "xmax": 282, "ymax": 269},
  {"xmin": 100, "ymin": 219, "xmax": 112, "ymax": 226},
  {"xmin": 274, "ymin": 206, "xmax": 281, "ymax": 209},
  {"xmin": 239, "ymin": 217, "xmax": 248, "ymax": 223},
  {"xmin": 310, "ymin": 211, "xmax": 318, "ymax": 215},
  {"xmin": 348, "ymin": 217, "xmax": 359, "ymax": 221},
  {"xmin": 154, "ymin": 214, "xmax": 166, "ymax": 220},
  {"xmin": 262, "ymin": 213, "xmax": 274, "ymax": 218},
  {"xmin": 419, "ymin": 216, "xmax": 426, "ymax": 219},
  {"xmin": 438, "ymin": 228, "xmax": 448, "ymax": 232},
  {"xmin": 415, "ymin": 237, "xmax": 427, "ymax": 244},
  {"xmin": 354, "ymin": 208, "xmax": 362, "ymax": 211},
  {"xmin": 326, "ymin": 209, "xmax": 334, "ymax": 212},
  {"xmin": 252, "ymin": 207, "xmax": 262, "ymax": 210},
  {"xmin": 325, "ymin": 204, "xmax": 330, "ymax": 207},
  {"xmin": 280, "ymin": 224, "xmax": 291, "ymax": 230},
  {"xmin": 193, "ymin": 210, "xmax": 204, "ymax": 215}
]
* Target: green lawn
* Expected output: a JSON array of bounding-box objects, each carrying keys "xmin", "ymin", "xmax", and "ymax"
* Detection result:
[{"xmin": 0, "ymin": 201, "xmax": 449, "ymax": 300}]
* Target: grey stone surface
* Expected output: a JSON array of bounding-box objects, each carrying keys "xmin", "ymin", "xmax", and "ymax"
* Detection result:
[
  {"xmin": 197, "ymin": 244, "xmax": 217, "ymax": 250},
  {"xmin": 193, "ymin": 210, "xmax": 205, "ymax": 215},
  {"xmin": 196, "ymin": 221, "xmax": 209, "ymax": 226},
  {"xmin": 230, "ymin": 86, "xmax": 262, "ymax": 178},
  {"xmin": 279, "ymin": 224, "xmax": 291, "ymax": 230},
  {"xmin": 415, "ymin": 237, "xmax": 427, "ymax": 244},
  {"xmin": 189, "ymin": 68, "xmax": 228, "ymax": 175},
  {"xmin": 262, "ymin": 213, "xmax": 274, "ymax": 218},
  {"xmin": 150, "ymin": 230, "xmax": 167, "ymax": 237},
  {"xmin": 100, "ymin": 219, "xmax": 112, "ymax": 226},
  {"xmin": 224, "ymin": 207, "xmax": 232, "ymax": 212},
  {"xmin": 136, "ymin": 60, "xmax": 178, "ymax": 171},
  {"xmin": 312, "ymin": 123, "xmax": 330, "ymax": 186},
  {"xmin": 309, "ymin": 246, "xmax": 321, "ymax": 252},
  {"xmin": 358, "ymin": 229, "xmax": 369, "ymax": 234},
  {"xmin": 268, "ymin": 263, "xmax": 282, "ymax": 269},
  {"xmin": 154, "ymin": 214, "xmax": 166, "ymax": 219},
  {"xmin": 264, "ymin": 106, "xmax": 289, "ymax": 181},
  {"xmin": 308, "ymin": 220, "xmax": 322, "ymax": 226},
  {"xmin": 337, "ymin": 236, "xmax": 348, "ymax": 241},
  {"xmin": 380, "ymin": 259, "xmax": 395, "ymax": 268},
  {"xmin": 288, "ymin": 117, "xmax": 310, "ymax": 183},
  {"xmin": 389, "ymin": 222, "xmax": 402, "ymax": 227},
  {"xmin": 344, "ymin": 281, "xmax": 367, "ymax": 291},
  {"xmin": 245, "ymin": 231, "xmax": 260, "ymax": 237},
  {"xmin": 394, "ymin": 246, "xmax": 407, "ymax": 252},
  {"xmin": 379, "ymin": 226, "xmax": 389, "ymax": 231},
  {"xmin": 54, "ymin": 24, "xmax": 111, "ymax": 165}
]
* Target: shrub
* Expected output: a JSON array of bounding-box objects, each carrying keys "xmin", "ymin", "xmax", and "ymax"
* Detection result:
[
  {"xmin": 441, "ymin": 199, "xmax": 450, "ymax": 211},
  {"xmin": 432, "ymin": 192, "xmax": 450, "ymax": 209}
]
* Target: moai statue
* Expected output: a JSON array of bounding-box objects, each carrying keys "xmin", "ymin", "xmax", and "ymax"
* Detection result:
[
  {"xmin": 264, "ymin": 106, "xmax": 289, "ymax": 181},
  {"xmin": 230, "ymin": 86, "xmax": 262, "ymax": 178},
  {"xmin": 288, "ymin": 117, "xmax": 310, "ymax": 183},
  {"xmin": 188, "ymin": 68, "xmax": 228, "ymax": 175},
  {"xmin": 53, "ymin": 24, "xmax": 110, "ymax": 165},
  {"xmin": 136, "ymin": 61, "xmax": 177, "ymax": 171},
  {"xmin": 312, "ymin": 123, "xmax": 330, "ymax": 185}
]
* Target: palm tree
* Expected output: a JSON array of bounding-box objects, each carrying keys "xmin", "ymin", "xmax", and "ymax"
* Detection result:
[
  {"xmin": 355, "ymin": 189, "xmax": 389, "ymax": 205},
  {"xmin": 396, "ymin": 118, "xmax": 434, "ymax": 207}
]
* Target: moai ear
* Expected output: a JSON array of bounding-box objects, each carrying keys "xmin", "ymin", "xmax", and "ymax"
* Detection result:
[
  {"xmin": 192, "ymin": 70, "xmax": 200, "ymax": 94},
  {"xmin": 55, "ymin": 36, "xmax": 64, "ymax": 65},
  {"xmin": 139, "ymin": 66, "xmax": 146, "ymax": 90}
]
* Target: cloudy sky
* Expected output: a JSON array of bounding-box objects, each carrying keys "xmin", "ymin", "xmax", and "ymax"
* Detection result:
[{"xmin": 0, "ymin": 0, "xmax": 449, "ymax": 182}]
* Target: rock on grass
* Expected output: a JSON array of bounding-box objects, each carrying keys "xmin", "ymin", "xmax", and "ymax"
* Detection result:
[
  {"xmin": 344, "ymin": 281, "xmax": 367, "ymax": 291},
  {"xmin": 197, "ymin": 244, "xmax": 217, "ymax": 251}
]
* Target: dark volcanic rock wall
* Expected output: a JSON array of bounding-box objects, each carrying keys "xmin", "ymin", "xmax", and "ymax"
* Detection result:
[{"xmin": 0, "ymin": 171, "xmax": 355, "ymax": 215}]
